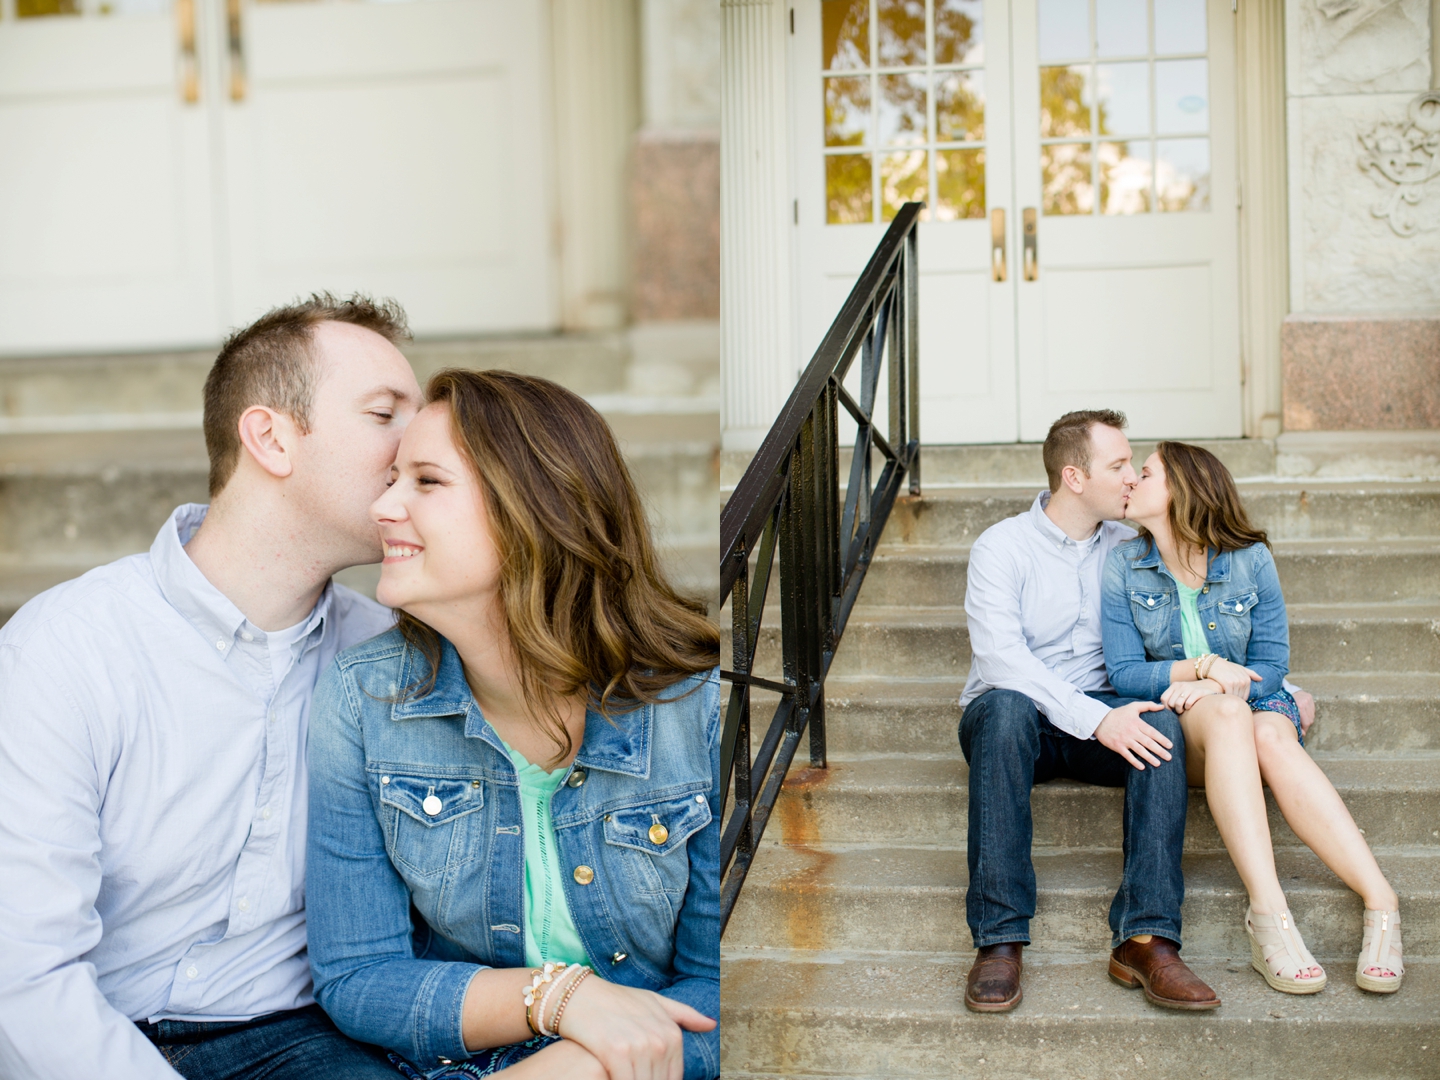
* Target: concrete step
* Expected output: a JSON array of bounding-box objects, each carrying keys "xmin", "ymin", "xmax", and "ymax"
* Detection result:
[
  {"xmin": 725, "ymin": 845, "xmax": 1438, "ymax": 961},
  {"xmin": 757, "ymin": 754, "xmax": 1440, "ymax": 853},
  {"xmin": 719, "ymin": 953, "xmax": 1440, "ymax": 1080},
  {"xmin": 815, "ymin": 673, "xmax": 1440, "ymax": 756},
  {"xmin": 738, "ymin": 603, "xmax": 1440, "ymax": 680},
  {"xmin": 857, "ymin": 540, "xmax": 1440, "ymax": 609}
]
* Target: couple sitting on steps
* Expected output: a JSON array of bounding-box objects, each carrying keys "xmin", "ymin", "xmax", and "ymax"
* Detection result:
[{"xmin": 959, "ymin": 409, "xmax": 1404, "ymax": 1013}]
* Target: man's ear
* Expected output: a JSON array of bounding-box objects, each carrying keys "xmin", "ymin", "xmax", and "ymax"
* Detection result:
[
  {"xmin": 236, "ymin": 405, "xmax": 296, "ymax": 480},
  {"xmin": 1060, "ymin": 463, "xmax": 1088, "ymax": 495}
]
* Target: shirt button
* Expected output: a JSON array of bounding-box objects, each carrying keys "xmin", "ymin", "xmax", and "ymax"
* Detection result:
[
  {"xmin": 567, "ymin": 768, "xmax": 587, "ymax": 788},
  {"xmin": 261, "ymin": 807, "xmax": 272, "ymax": 821},
  {"xmin": 696, "ymin": 795, "xmax": 705, "ymax": 803},
  {"xmin": 648, "ymin": 823, "xmax": 669, "ymax": 845},
  {"xmin": 381, "ymin": 776, "xmax": 391, "ymax": 785},
  {"xmin": 611, "ymin": 952, "xmax": 628, "ymax": 965},
  {"xmin": 215, "ymin": 641, "xmax": 226, "ymax": 651},
  {"xmin": 422, "ymin": 795, "xmax": 443, "ymax": 816},
  {"xmin": 1202, "ymin": 585, "xmax": 1210, "ymax": 594},
  {"xmin": 267, "ymin": 710, "xmax": 276, "ymax": 723},
  {"xmin": 185, "ymin": 965, "xmax": 199, "ymax": 979},
  {"xmin": 240, "ymin": 631, "xmax": 254, "ymax": 642},
  {"xmin": 1208, "ymin": 622, "xmax": 1217, "ymax": 630},
  {"xmin": 573, "ymin": 865, "xmax": 595, "ymax": 885},
  {"xmin": 237, "ymin": 898, "xmax": 249, "ymax": 912}
]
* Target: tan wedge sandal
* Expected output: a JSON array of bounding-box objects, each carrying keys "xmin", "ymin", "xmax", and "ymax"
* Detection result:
[
  {"xmin": 1356, "ymin": 908, "xmax": 1403, "ymax": 993},
  {"xmin": 1246, "ymin": 907, "xmax": 1327, "ymax": 994}
]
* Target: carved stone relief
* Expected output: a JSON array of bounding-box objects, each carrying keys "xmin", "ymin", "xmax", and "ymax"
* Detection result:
[
  {"xmin": 1289, "ymin": 0, "xmax": 1431, "ymax": 95},
  {"xmin": 1359, "ymin": 91, "xmax": 1440, "ymax": 236}
]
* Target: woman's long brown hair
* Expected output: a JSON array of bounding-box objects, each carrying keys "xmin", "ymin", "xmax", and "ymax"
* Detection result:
[
  {"xmin": 1140, "ymin": 440, "xmax": 1270, "ymax": 557},
  {"xmin": 396, "ymin": 369, "xmax": 719, "ymax": 763}
]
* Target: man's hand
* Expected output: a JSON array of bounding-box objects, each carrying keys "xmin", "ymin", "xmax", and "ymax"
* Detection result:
[
  {"xmin": 1292, "ymin": 686, "xmax": 1316, "ymax": 736},
  {"xmin": 1094, "ymin": 700, "xmax": 1173, "ymax": 771},
  {"xmin": 1207, "ymin": 657, "xmax": 1261, "ymax": 698},
  {"xmin": 1161, "ymin": 678, "xmax": 1222, "ymax": 715}
]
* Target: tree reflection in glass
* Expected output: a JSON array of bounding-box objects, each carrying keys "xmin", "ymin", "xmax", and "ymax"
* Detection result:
[
  {"xmin": 1099, "ymin": 141, "xmax": 1152, "ymax": 214},
  {"xmin": 1040, "ymin": 65, "xmax": 1092, "ymax": 138},
  {"xmin": 878, "ymin": 73, "xmax": 927, "ymax": 146},
  {"xmin": 822, "ymin": 0, "xmax": 870, "ymax": 71},
  {"xmin": 881, "ymin": 150, "xmax": 928, "ymax": 221},
  {"xmin": 934, "ymin": 0, "xmax": 983, "ymax": 65},
  {"xmin": 825, "ymin": 77, "xmax": 872, "ymax": 148},
  {"xmin": 827, "ymin": 155, "xmax": 874, "ymax": 224},
  {"xmin": 1156, "ymin": 138, "xmax": 1209, "ymax": 211},
  {"xmin": 936, "ymin": 71, "xmax": 984, "ymax": 142},
  {"xmin": 1042, "ymin": 143, "xmax": 1093, "ymax": 215},
  {"xmin": 878, "ymin": 0, "xmax": 926, "ymax": 67},
  {"xmin": 935, "ymin": 148, "xmax": 985, "ymax": 220}
]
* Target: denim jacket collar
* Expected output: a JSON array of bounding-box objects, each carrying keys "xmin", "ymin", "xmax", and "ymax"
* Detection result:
[
  {"xmin": 1127, "ymin": 539, "xmax": 1232, "ymax": 584},
  {"xmin": 390, "ymin": 635, "xmax": 653, "ymax": 778}
]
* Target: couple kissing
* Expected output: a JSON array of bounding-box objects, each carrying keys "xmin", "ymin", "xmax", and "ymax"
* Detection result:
[{"xmin": 959, "ymin": 410, "xmax": 1403, "ymax": 1013}]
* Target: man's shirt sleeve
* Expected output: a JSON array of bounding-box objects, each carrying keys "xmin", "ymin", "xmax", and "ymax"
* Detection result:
[
  {"xmin": 964, "ymin": 535, "xmax": 1112, "ymax": 740},
  {"xmin": 0, "ymin": 641, "xmax": 180, "ymax": 1080}
]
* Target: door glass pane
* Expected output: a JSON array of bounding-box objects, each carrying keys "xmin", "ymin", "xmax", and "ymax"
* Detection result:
[
  {"xmin": 878, "ymin": 73, "xmax": 927, "ymax": 145},
  {"xmin": 17, "ymin": 0, "xmax": 79, "ymax": 16},
  {"xmin": 1040, "ymin": 65, "xmax": 1092, "ymax": 137},
  {"xmin": 934, "ymin": 0, "xmax": 983, "ymax": 65},
  {"xmin": 1155, "ymin": 59, "xmax": 1208, "ymax": 134},
  {"xmin": 936, "ymin": 71, "xmax": 984, "ymax": 142},
  {"xmin": 1156, "ymin": 137, "xmax": 1209, "ymax": 210},
  {"xmin": 878, "ymin": 0, "xmax": 927, "ymax": 67},
  {"xmin": 823, "ymin": 0, "xmax": 871, "ymax": 71},
  {"xmin": 1100, "ymin": 140, "xmax": 1153, "ymax": 214},
  {"xmin": 1038, "ymin": 0, "xmax": 1089, "ymax": 61},
  {"xmin": 1096, "ymin": 0, "xmax": 1148, "ymax": 56},
  {"xmin": 1154, "ymin": 0, "xmax": 1206, "ymax": 54},
  {"xmin": 825, "ymin": 77, "xmax": 872, "ymax": 147},
  {"xmin": 881, "ymin": 150, "xmax": 928, "ymax": 221},
  {"xmin": 935, "ymin": 148, "xmax": 985, "ymax": 219},
  {"xmin": 1042, "ymin": 143, "xmax": 1094, "ymax": 214},
  {"xmin": 827, "ymin": 155, "xmax": 874, "ymax": 223},
  {"xmin": 1096, "ymin": 62, "xmax": 1149, "ymax": 136}
]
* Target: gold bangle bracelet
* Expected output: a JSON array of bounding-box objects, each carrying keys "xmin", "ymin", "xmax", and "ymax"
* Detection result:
[
  {"xmin": 548, "ymin": 966, "xmax": 592, "ymax": 1037},
  {"xmin": 522, "ymin": 963, "xmax": 570, "ymax": 1036}
]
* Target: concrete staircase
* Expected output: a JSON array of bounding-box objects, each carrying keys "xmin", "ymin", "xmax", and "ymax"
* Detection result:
[
  {"xmin": 0, "ymin": 324, "xmax": 718, "ymax": 626},
  {"xmin": 720, "ymin": 435, "xmax": 1440, "ymax": 1080}
]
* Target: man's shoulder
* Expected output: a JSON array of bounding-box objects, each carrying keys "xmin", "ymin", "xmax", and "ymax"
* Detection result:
[
  {"xmin": 1106, "ymin": 527, "xmax": 1145, "ymax": 561},
  {"xmin": 0, "ymin": 555, "xmax": 154, "ymax": 653},
  {"xmin": 331, "ymin": 616, "xmax": 406, "ymax": 671},
  {"xmin": 330, "ymin": 584, "xmax": 399, "ymax": 652},
  {"xmin": 972, "ymin": 508, "xmax": 1034, "ymax": 554}
]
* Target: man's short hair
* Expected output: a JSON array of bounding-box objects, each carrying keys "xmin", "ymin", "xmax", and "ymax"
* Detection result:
[
  {"xmin": 1042, "ymin": 409, "xmax": 1128, "ymax": 493},
  {"xmin": 203, "ymin": 293, "xmax": 410, "ymax": 496}
]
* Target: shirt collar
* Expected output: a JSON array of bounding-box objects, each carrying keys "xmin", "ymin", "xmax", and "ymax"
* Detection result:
[
  {"xmin": 1128, "ymin": 538, "xmax": 1233, "ymax": 583},
  {"xmin": 392, "ymin": 635, "xmax": 652, "ymax": 778},
  {"xmin": 1028, "ymin": 490, "xmax": 1105, "ymax": 552},
  {"xmin": 150, "ymin": 503, "xmax": 333, "ymax": 656}
]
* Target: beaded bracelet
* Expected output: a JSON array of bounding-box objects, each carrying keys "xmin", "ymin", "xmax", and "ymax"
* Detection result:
[
  {"xmin": 536, "ymin": 963, "xmax": 580, "ymax": 1035},
  {"xmin": 547, "ymin": 966, "xmax": 592, "ymax": 1036},
  {"xmin": 522, "ymin": 962, "xmax": 571, "ymax": 1036},
  {"xmin": 1199, "ymin": 653, "xmax": 1220, "ymax": 681}
]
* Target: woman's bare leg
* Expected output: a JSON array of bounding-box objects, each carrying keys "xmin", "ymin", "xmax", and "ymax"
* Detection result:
[
  {"xmin": 1179, "ymin": 695, "xmax": 1289, "ymax": 914},
  {"xmin": 1252, "ymin": 712, "xmax": 1400, "ymax": 975}
]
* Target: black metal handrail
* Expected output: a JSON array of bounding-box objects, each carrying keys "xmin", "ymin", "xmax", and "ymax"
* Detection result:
[{"xmin": 718, "ymin": 203, "xmax": 922, "ymax": 931}]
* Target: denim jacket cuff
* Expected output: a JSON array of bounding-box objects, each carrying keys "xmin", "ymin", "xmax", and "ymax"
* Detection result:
[
  {"xmin": 1150, "ymin": 660, "xmax": 1171, "ymax": 703},
  {"xmin": 415, "ymin": 961, "xmax": 486, "ymax": 1066}
]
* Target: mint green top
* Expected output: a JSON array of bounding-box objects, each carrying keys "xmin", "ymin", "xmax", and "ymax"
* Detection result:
[
  {"xmin": 500, "ymin": 739, "xmax": 590, "ymax": 969},
  {"xmin": 1175, "ymin": 582, "xmax": 1210, "ymax": 659}
]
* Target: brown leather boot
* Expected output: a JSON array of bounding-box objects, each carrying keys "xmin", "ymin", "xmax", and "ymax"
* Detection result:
[
  {"xmin": 964, "ymin": 942, "xmax": 1023, "ymax": 1012},
  {"xmin": 1109, "ymin": 936, "xmax": 1221, "ymax": 1010}
]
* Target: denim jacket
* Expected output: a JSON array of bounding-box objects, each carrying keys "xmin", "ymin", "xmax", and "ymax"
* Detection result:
[
  {"xmin": 306, "ymin": 628, "xmax": 720, "ymax": 1078},
  {"xmin": 1101, "ymin": 538, "xmax": 1289, "ymax": 703}
]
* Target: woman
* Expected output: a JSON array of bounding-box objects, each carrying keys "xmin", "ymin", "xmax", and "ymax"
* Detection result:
[
  {"xmin": 306, "ymin": 369, "xmax": 720, "ymax": 1079},
  {"xmin": 1100, "ymin": 441, "xmax": 1402, "ymax": 995}
]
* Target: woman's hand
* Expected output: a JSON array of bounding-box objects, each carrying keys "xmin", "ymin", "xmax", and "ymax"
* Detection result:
[
  {"xmin": 1207, "ymin": 657, "xmax": 1261, "ymax": 698},
  {"xmin": 1161, "ymin": 678, "xmax": 1223, "ymax": 714},
  {"xmin": 556, "ymin": 973, "xmax": 716, "ymax": 1080}
]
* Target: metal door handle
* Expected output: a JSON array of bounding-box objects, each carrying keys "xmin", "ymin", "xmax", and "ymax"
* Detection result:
[
  {"xmin": 227, "ymin": 0, "xmax": 246, "ymax": 101},
  {"xmin": 1023, "ymin": 207, "xmax": 1038, "ymax": 280},
  {"xmin": 990, "ymin": 208, "xmax": 1007, "ymax": 282},
  {"xmin": 177, "ymin": 0, "xmax": 199, "ymax": 103}
]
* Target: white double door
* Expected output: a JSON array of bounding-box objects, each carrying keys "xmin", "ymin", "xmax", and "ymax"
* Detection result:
[
  {"xmin": 793, "ymin": 0, "xmax": 1240, "ymax": 443},
  {"xmin": 0, "ymin": 0, "xmax": 555, "ymax": 355}
]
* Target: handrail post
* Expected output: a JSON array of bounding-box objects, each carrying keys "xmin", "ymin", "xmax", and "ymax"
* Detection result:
[{"xmin": 906, "ymin": 224, "xmax": 921, "ymax": 495}]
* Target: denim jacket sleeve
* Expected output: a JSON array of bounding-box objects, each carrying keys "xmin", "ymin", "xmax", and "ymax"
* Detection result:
[
  {"xmin": 1101, "ymin": 546, "xmax": 1173, "ymax": 701},
  {"xmin": 1242, "ymin": 545, "xmax": 1289, "ymax": 700},
  {"xmin": 659, "ymin": 673, "xmax": 721, "ymax": 1080},
  {"xmin": 306, "ymin": 659, "xmax": 483, "ymax": 1065}
]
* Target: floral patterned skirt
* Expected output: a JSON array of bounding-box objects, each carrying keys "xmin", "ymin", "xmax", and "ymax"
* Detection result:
[
  {"xmin": 1251, "ymin": 688, "xmax": 1304, "ymax": 747},
  {"xmin": 388, "ymin": 1036, "xmax": 557, "ymax": 1079}
]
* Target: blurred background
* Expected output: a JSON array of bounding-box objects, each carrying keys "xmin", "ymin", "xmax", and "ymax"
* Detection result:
[{"xmin": 0, "ymin": 0, "xmax": 720, "ymax": 619}]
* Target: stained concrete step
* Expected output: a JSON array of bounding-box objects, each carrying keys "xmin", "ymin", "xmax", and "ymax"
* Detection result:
[
  {"xmin": 815, "ymin": 673, "xmax": 1440, "ymax": 756},
  {"xmin": 875, "ymin": 483, "xmax": 1440, "ymax": 548},
  {"xmin": 719, "ymin": 953, "xmax": 1440, "ymax": 1080},
  {"xmin": 757, "ymin": 754, "xmax": 1440, "ymax": 852},
  {"xmin": 742, "ymin": 604, "xmax": 1440, "ymax": 679},
  {"xmin": 857, "ymin": 539, "xmax": 1440, "ymax": 609},
  {"xmin": 725, "ymin": 845, "xmax": 1438, "ymax": 961}
]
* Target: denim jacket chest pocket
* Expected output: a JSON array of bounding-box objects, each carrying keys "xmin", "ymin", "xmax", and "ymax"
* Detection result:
[
  {"xmin": 1128, "ymin": 589, "xmax": 1173, "ymax": 656},
  {"xmin": 602, "ymin": 790, "xmax": 712, "ymax": 901},
  {"xmin": 1216, "ymin": 590, "xmax": 1260, "ymax": 655},
  {"xmin": 378, "ymin": 772, "xmax": 486, "ymax": 878}
]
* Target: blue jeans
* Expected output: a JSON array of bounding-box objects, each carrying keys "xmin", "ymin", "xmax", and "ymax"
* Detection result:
[
  {"xmin": 136, "ymin": 1004, "xmax": 397, "ymax": 1080},
  {"xmin": 957, "ymin": 689, "xmax": 1187, "ymax": 949}
]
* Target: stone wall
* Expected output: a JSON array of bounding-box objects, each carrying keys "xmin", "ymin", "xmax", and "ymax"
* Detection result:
[{"xmin": 1283, "ymin": 0, "xmax": 1440, "ymax": 429}]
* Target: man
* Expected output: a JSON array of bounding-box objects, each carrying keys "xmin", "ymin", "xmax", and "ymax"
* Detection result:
[
  {"xmin": 0, "ymin": 295, "xmax": 424, "ymax": 1078},
  {"xmin": 957, "ymin": 409, "xmax": 1221, "ymax": 1013}
]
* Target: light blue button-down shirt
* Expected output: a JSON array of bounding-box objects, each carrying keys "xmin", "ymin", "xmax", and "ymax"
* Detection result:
[
  {"xmin": 959, "ymin": 491, "xmax": 1136, "ymax": 739},
  {"xmin": 0, "ymin": 504, "xmax": 394, "ymax": 1080}
]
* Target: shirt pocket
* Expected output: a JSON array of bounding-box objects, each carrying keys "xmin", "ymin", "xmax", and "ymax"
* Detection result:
[
  {"xmin": 602, "ymin": 791, "xmax": 712, "ymax": 899},
  {"xmin": 1127, "ymin": 589, "xmax": 1173, "ymax": 655},
  {"xmin": 1216, "ymin": 591, "xmax": 1260, "ymax": 654},
  {"xmin": 379, "ymin": 774, "xmax": 486, "ymax": 878}
]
